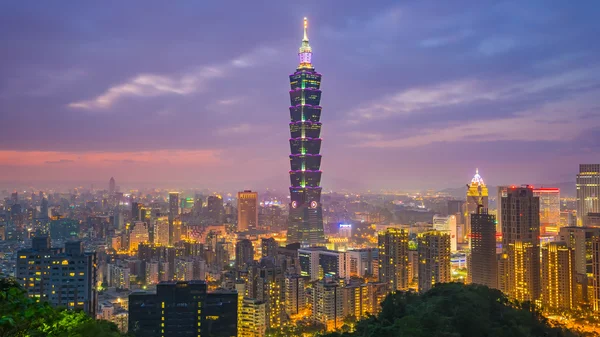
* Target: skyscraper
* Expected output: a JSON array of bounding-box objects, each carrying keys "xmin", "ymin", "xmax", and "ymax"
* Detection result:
[
  {"xmin": 465, "ymin": 169, "xmax": 488, "ymax": 244},
  {"xmin": 541, "ymin": 242, "xmax": 575, "ymax": 310},
  {"xmin": 237, "ymin": 190, "xmax": 258, "ymax": 232},
  {"xmin": 577, "ymin": 164, "xmax": 600, "ymax": 226},
  {"xmin": 469, "ymin": 209, "xmax": 497, "ymax": 289},
  {"xmin": 417, "ymin": 231, "xmax": 451, "ymax": 293},
  {"xmin": 207, "ymin": 195, "xmax": 224, "ymax": 225},
  {"xmin": 287, "ymin": 18, "xmax": 325, "ymax": 247},
  {"xmin": 236, "ymin": 239, "xmax": 255, "ymax": 268},
  {"xmin": 378, "ymin": 228, "xmax": 409, "ymax": 291},
  {"xmin": 109, "ymin": 177, "xmax": 116, "ymax": 195},
  {"xmin": 501, "ymin": 186, "xmax": 541, "ymax": 302},
  {"xmin": 168, "ymin": 192, "xmax": 179, "ymax": 245},
  {"xmin": 533, "ymin": 188, "xmax": 561, "ymax": 235}
]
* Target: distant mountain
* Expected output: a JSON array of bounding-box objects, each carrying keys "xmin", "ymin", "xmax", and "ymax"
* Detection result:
[{"xmin": 440, "ymin": 181, "xmax": 576, "ymax": 199}]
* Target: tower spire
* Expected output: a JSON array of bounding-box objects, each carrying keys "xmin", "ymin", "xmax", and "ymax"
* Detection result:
[
  {"xmin": 298, "ymin": 17, "xmax": 313, "ymax": 68},
  {"xmin": 303, "ymin": 17, "xmax": 309, "ymax": 42}
]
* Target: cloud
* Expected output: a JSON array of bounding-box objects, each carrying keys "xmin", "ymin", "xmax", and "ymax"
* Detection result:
[
  {"xmin": 0, "ymin": 150, "xmax": 222, "ymax": 166},
  {"xmin": 68, "ymin": 46, "xmax": 278, "ymax": 110},
  {"xmin": 477, "ymin": 37, "xmax": 517, "ymax": 56},
  {"xmin": 44, "ymin": 159, "xmax": 74, "ymax": 164},
  {"xmin": 420, "ymin": 30, "xmax": 473, "ymax": 48},
  {"xmin": 217, "ymin": 123, "xmax": 252, "ymax": 135},
  {"xmin": 356, "ymin": 89, "xmax": 600, "ymax": 148}
]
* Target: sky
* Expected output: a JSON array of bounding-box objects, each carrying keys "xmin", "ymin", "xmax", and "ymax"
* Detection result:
[{"xmin": 1, "ymin": 1, "xmax": 599, "ymax": 191}]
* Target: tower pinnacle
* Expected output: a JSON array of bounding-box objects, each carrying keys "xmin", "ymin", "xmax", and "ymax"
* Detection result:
[
  {"xmin": 298, "ymin": 17, "xmax": 313, "ymax": 68},
  {"xmin": 303, "ymin": 17, "xmax": 309, "ymax": 42}
]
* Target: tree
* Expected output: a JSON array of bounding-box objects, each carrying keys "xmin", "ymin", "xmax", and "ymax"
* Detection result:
[{"xmin": 0, "ymin": 277, "xmax": 128, "ymax": 337}]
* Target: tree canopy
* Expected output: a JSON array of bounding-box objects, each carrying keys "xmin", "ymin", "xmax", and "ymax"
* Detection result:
[
  {"xmin": 0, "ymin": 277, "xmax": 128, "ymax": 337},
  {"xmin": 322, "ymin": 283, "xmax": 581, "ymax": 337}
]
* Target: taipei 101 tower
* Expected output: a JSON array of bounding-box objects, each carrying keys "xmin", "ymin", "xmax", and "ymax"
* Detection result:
[{"xmin": 287, "ymin": 18, "xmax": 325, "ymax": 246}]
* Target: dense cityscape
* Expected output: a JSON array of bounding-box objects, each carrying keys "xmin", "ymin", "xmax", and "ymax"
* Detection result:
[{"xmin": 2, "ymin": 3, "xmax": 600, "ymax": 337}]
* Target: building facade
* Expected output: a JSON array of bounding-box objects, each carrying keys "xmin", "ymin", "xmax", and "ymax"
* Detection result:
[
  {"xmin": 577, "ymin": 164, "xmax": 600, "ymax": 227},
  {"xmin": 378, "ymin": 228, "xmax": 409, "ymax": 291},
  {"xmin": 287, "ymin": 18, "xmax": 325, "ymax": 247},
  {"xmin": 469, "ymin": 210, "xmax": 498, "ymax": 289},
  {"xmin": 237, "ymin": 190, "xmax": 258, "ymax": 231},
  {"xmin": 542, "ymin": 242, "xmax": 575, "ymax": 310},
  {"xmin": 417, "ymin": 231, "xmax": 451, "ymax": 292}
]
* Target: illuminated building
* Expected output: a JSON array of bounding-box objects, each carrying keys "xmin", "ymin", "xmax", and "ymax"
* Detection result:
[
  {"xmin": 577, "ymin": 164, "xmax": 600, "ymax": 226},
  {"xmin": 236, "ymin": 239, "xmax": 255, "ymax": 269},
  {"xmin": 174, "ymin": 257, "xmax": 195, "ymax": 281},
  {"xmin": 168, "ymin": 192, "xmax": 179, "ymax": 245},
  {"xmin": 109, "ymin": 263, "xmax": 130, "ymax": 290},
  {"xmin": 593, "ymin": 237, "xmax": 600, "ymax": 311},
  {"xmin": 287, "ymin": 17, "xmax": 325, "ymax": 247},
  {"xmin": 465, "ymin": 169, "xmax": 488, "ymax": 244},
  {"xmin": 247, "ymin": 262, "xmax": 284, "ymax": 329},
  {"xmin": 145, "ymin": 260, "xmax": 159, "ymax": 285},
  {"xmin": 313, "ymin": 278, "xmax": 344, "ymax": 331},
  {"xmin": 128, "ymin": 281, "xmax": 237, "ymax": 337},
  {"xmin": 378, "ymin": 228, "xmax": 409, "ymax": 291},
  {"xmin": 344, "ymin": 248, "xmax": 378, "ymax": 279},
  {"xmin": 237, "ymin": 190, "xmax": 258, "ymax": 231},
  {"xmin": 239, "ymin": 298, "xmax": 266, "ymax": 337},
  {"xmin": 468, "ymin": 210, "xmax": 497, "ymax": 289},
  {"xmin": 154, "ymin": 218, "xmax": 170, "ymax": 246},
  {"xmin": 207, "ymin": 195, "xmax": 224, "ymax": 225},
  {"xmin": 343, "ymin": 282, "xmax": 387, "ymax": 319},
  {"xmin": 433, "ymin": 215, "xmax": 457, "ymax": 251},
  {"xmin": 284, "ymin": 274, "xmax": 306, "ymax": 316},
  {"xmin": 560, "ymin": 226, "xmax": 600, "ymax": 307},
  {"xmin": 129, "ymin": 221, "xmax": 150, "ymax": 252},
  {"xmin": 261, "ymin": 237, "xmax": 278, "ymax": 259},
  {"xmin": 541, "ymin": 242, "xmax": 575, "ymax": 310},
  {"xmin": 159, "ymin": 261, "xmax": 170, "ymax": 282},
  {"xmin": 496, "ymin": 186, "xmax": 508, "ymax": 234},
  {"xmin": 533, "ymin": 188, "xmax": 560, "ymax": 234},
  {"xmin": 417, "ymin": 231, "xmax": 451, "ymax": 292},
  {"xmin": 16, "ymin": 238, "xmax": 98, "ymax": 316},
  {"xmin": 298, "ymin": 247, "xmax": 345, "ymax": 281},
  {"xmin": 501, "ymin": 186, "xmax": 540, "ymax": 302},
  {"xmin": 338, "ymin": 224, "xmax": 352, "ymax": 238}
]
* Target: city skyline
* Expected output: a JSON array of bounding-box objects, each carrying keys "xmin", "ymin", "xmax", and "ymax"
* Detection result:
[{"xmin": 1, "ymin": 1, "xmax": 600, "ymax": 191}]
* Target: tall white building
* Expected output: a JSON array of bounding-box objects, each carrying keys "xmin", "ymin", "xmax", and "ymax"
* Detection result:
[
  {"xmin": 433, "ymin": 215, "xmax": 458, "ymax": 251},
  {"xmin": 577, "ymin": 164, "xmax": 600, "ymax": 226}
]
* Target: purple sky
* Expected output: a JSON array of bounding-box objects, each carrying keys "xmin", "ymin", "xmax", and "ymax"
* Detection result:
[{"xmin": 1, "ymin": 1, "xmax": 599, "ymax": 191}]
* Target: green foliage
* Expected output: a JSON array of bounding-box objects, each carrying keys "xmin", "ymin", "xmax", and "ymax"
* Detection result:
[
  {"xmin": 321, "ymin": 283, "xmax": 579, "ymax": 337},
  {"xmin": 0, "ymin": 277, "xmax": 127, "ymax": 337}
]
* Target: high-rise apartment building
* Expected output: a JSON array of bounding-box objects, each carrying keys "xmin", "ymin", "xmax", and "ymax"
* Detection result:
[
  {"xmin": 345, "ymin": 248, "xmax": 378, "ymax": 279},
  {"xmin": 287, "ymin": 18, "xmax": 325, "ymax": 247},
  {"xmin": 378, "ymin": 228, "xmax": 409, "ymax": 291},
  {"xmin": 465, "ymin": 169, "xmax": 489, "ymax": 243},
  {"xmin": 284, "ymin": 274, "xmax": 306, "ymax": 316},
  {"xmin": 168, "ymin": 192, "xmax": 179, "ymax": 245},
  {"xmin": 433, "ymin": 215, "xmax": 457, "ymax": 251},
  {"xmin": 496, "ymin": 186, "xmax": 509, "ymax": 234},
  {"xmin": 417, "ymin": 231, "xmax": 451, "ymax": 292},
  {"xmin": 501, "ymin": 186, "xmax": 541, "ymax": 302},
  {"xmin": 16, "ymin": 238, "xmax": 97, "ymax": 315},
  {"xmin": 236, "ymin": 239, "xmax": 255, "ymax": 269},
  {"xmin": 469, "ymin": 210, "xmax": 497, "ymax": 289},
  {"xmin": 541, "ymin": 242, "xmax": 575, "ymax": 310},
  {"xmin": 239, "ymin": 298, "xmax": 266, "ymax": 337},
  {"xmin": 577, "ymin": 164, "xmax": 600, "ymax": 226},
  {"xmin": 533, "ymin": 188, "xmax": 561, "ymax": 235},
  {"xmin": 237, "ymin": 190, "xmax": 258, "ymax": 231},
  {"xmin": 261, "ymin": 237, "xmax": 278, "ymax": 259},
  {"xmin": 313, "ymin": 278, "xmax": 344, "ymax": 331},
  {"xmin": 129, "ymin": 281, "xmax": 237, "ymax": 337},
  {"xmin": 207, "ymin": 195, "xmax": 224, "ymax": 225}
]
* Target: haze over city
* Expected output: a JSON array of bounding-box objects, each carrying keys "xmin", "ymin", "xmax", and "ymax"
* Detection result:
[{"xmin": 2, "ymin": 1, "xmax": 599, "ymax": 191}]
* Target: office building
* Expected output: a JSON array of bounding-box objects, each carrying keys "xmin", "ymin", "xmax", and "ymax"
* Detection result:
[
  {"xmin": 109, "ymin": 177, "xmax": 116, "ymax": 195},
  {"xmin": 287, "ymin": 18, "xmax": 325, "ymax": 247},
  {"xmin": 469, "ymin": 210, "xmax": 497, "ymax": 288},
  {"xmin": 541, "ymin": 242, "xmax": 575, "ymax": 310},
  {"xmin": 496, "ymin": 186, "xmax": 509, "ymax": 234},
  {"xmin": 378, "ymin": 228, "xmax": 409, "ymax": 291},
  {"xmin": 533, "ymin": 188, "xmax": 561, "ymax": 235},
  {"xmin": 128, "ymin": 281, "xmax": 237, "ymax": 337},
  {"xmin": 16, "ymin": 238, "xmax": 97, "ymax": 315},
  {"xmin": 577, "ymin": 164, "xmax": 600, "ymax": 226},
  {"xmin": 501, "ymin": 186, "xmax": 541, "ymax": 302},
  {"xmin": 168, "ymin": 192, "xmax": 179, "ymax": 245},
  {"xmin": 465, "ymin": 169, "xmax": 488, "ymax": 244},
  {"xmin": 207, "ymin": 195, "xmax": 225, "ymax": 225},
  {"xmin": 238, "ymin": 190, "xmax": 258, "ymax": 231},
  {"xmin": 236, "ymin": 239, "xmax": 255, "ymax": 269},
  {"xmin": 417, "ymin": 231, "xmax": 451, "ymax": 292}
]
